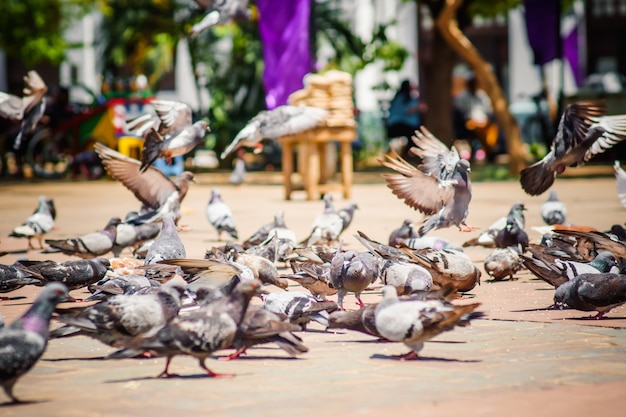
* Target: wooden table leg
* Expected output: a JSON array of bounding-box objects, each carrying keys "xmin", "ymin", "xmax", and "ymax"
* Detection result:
[
  {"xmin": 340, "ymin": 141, "xmax": 353, "ymax": 199},
  {"xmin": 306, "ymin": 140, "xmax": 320, "ymax": 200},
  {"xmin": 282, "ymin": 141, "xmax": 294, "ymax": 200}
]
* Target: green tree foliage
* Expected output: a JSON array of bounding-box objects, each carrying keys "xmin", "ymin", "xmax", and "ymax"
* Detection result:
[{"xmin": 0, "ymin": 0, "xmax": 91, "ymax": 66}]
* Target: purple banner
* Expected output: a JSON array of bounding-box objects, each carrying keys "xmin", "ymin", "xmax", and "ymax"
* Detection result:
[
  {"xmin": 564, "ymin": 26, "xmax": 583, "ymax": 86},
  {"xmin": 523, "ymin": 0, "xmax": 560, "ymax": 65},
  {"xmin": 257, "ymin": 0, "xmax": 312, "ymax": 109}
]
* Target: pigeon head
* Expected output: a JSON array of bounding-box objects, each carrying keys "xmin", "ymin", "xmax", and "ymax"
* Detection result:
[
  {"xmin": 16, "ymin": 282, "xmax": 69, "ymax": 334},
  {"xmin": 456, "ymin": 159, "xmax": 471, "ymax": 178},
  {"xmin": 591, "ymin": 251, "xmax": 620, "ymax": 272},
  {"xmin": 210, "ymin": 188, "xmax": 222, "ymax": 202},
  {"xmin": 92, "ymin": 258, "xmax": 112, "ymax": 274}
]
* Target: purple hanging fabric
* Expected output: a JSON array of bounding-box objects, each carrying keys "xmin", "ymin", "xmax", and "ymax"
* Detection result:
[
  {"xmin": 257, "ymin": 0, "xmax": 312, "ymax": 110},
  {"xmin": 523, "ymin": 0, "xmax": 560, "ymax": 65},
  {"xmin": 563, "ymin": 25, "xmax": 583, "ymax": 87}
]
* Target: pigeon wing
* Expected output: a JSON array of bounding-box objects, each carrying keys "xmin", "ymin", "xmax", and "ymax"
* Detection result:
[
  {"xmin": 151, "ymin": 100, "xmax": 193, "ymax": 136},
  {"xmin": 409, "ymin": 126, "xmax": 460, "ymax": 181},
  {"xmin": 615, "ymin": 161, "xmax": 626, "ymax": 208},
  {"xmin": 258, "ymin": 105, "xmax": 329, "ymax": 139}
]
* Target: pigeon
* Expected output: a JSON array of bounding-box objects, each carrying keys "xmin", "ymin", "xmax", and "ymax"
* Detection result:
[
  {"xmin": 84, "ymin": 273, "xmax": 154, "ymax": 301},
  {"xmin": 225, "ymin": 246, "xmax": 288, "ymax": 289},
  {"xmin": 554, "ymin": 273, "xmax": 626, "ymax": 319},
  {"xmin": 337, "ymin": 202, "xmax": 359, "ymax": 232},
  {"xmin": 399, "ymin": 246, "xmax": 482, "ymax": 293},
  {"xmin": 521, "ymin": 248, "xmax": 620, "ymax": 288},
  {"xmin": 281, "ymin": 260, "xmax": 337, "ymax": 300},
  {"xmin": 17, "ymin": 258, "xmax": 111, "ymax": 291},
  {"xmin": 302, "ymin": 194, "xmax": 344, "ymax": 246},
  {"xmin": 0, "ymin": 70, "xmax": 48, "ymax": 150},
  {"xmin": 263, "ymin": 291, "xmax": 339, "ymax": 329},
  {"xmin": 379, "ymin": 126, "xmax": 477, "ymax": 236},
  {"xmin": 330, "ymin": 242, "xmax": 379, "ymax": 309},
  {"xmin": 112, "ymin": 216, "xmax": 161, "ymax": 257},
  {"xmin": 520, "ymin": 100, "xmax": 626, "ymax": 195},
  {"xmin": 220, "ymin": 105, "xmax": 329, "ymax": 160},
  {"xmin": 222, "ymin": 304, "xmax": 308, "ymax": 360},
  {"xmin": 9, "ymin": 195, "xmax": 55, "ymax": 250},
  {"xmin": 260, "ymin": 211, "xmax": 298, "ymax": 262},
  {"xmin": 117, "ymin": 280, "xmax": 261, "ymax": 378},
  {"xmin": 553, "ymin": 228, "xmax": 626, "ymax": 259},
  {"xmin": 44, "ymin": 217, "xmax": 120, "ymax": 259},
  {"xmin": 156, "ymin": 257, "xmax": 246, "ymax": 292},
  {"xmin": 144, "ymin": 213, "xmax": 186, "ymax": 265},
  {"xmin": 0, "ymin": 260, "xmax": 45, "ymax": 298},
  {"xmin": 0, "ymin": 282, "xmax": 69, "ymax": 403},
  {"xmin": 94, "ymin": 143, "xmax": 195, "ymax": 225},
  {"xmin": 541, "ymin": 190, "xmax": 568, "ymax": 225},
  {"xmin": 374, "ymin": 285, "xmax": 482, "ymax": 360},
  {"xmin": 189, "ymin": 0, "xmax": 252, "ymax": 38},
  {"xmin": 615, "ymin": 161, "xmax": 626, "ymax": 208},
  {"xmin": 398, "ymin": 236, "xmax": 463, "ymax": 252},
  {"xmin": 483, "ymin": 247, "xmax": 524, "ymax": 281},
  {"xmin": 463, "ymin": 202, "xmax": 526, "ymax": 248},
  {"xmin": 206, "ymin": 188, "xmax": 238, "ymax": 241},
  {"xmin": 494, "ymin": 214, "xmax": 529, "ymax": 252},
  {"xmin": 389, "ymin": 219, "xmax": 418, "ymax": 247},
  {"xmin": 51, "ymin": 280, "xmax": 186, "ymax": 349}
]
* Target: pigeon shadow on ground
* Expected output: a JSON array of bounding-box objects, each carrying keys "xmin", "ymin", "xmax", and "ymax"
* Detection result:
[
  {"xmin": 43, "ymin": 356, "xmax": 108, "ymax": 362},
  {"xmin": 106, "ymin": 371, "xmax": 253, "ymax": 383},
  {"xmin": 0, "ymin": 296, "xmax": 27, "ymax": 301},
  {"xmin": 370, "ymin": 354, "xmax": 481, "ymax": 363},
  {"xmin": 562, "ymin": 315, "xmax": 626, "ymax": 322},
  {"xmin": 0, "ymin": 399, "xmax": 50, "ymax": 407}
]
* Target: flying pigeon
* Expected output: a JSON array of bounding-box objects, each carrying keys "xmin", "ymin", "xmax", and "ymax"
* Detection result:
[
  {"xmin": 263, "ymin": 291, "xmax": 339, "ymax": 329},
  {"xmin": 541, "ymin": 190, "xmax": 568, "ymax": 225},
  {"xmin": 0, "ymin": 282, "xmax": 69, "ymax": 403},
  {"xmin": 130, "ymin": 103, "xmax": 208, "ymax": 173},
  {"xmin": 144, "ymin": 213, "xmax": 186, "ymax": 265},
  {"xmin": 554, "ymin": 273, "xmax": 626, "ymax": 319},
  {"xmin": 483, "ymin": 247, "xmax": 524, "ymax": 281},
  {"xmin": 94, "ymin": 143, "xmax": 195, "ymax": 225},
  {"xmin": 374, "ymin": 285, "xmax": 482, "ymax": 360},
  {"xmin": 9, "ymin": 195, "xmax": 55, "ymax": 250},
  {"xmin": 116, "ymin": 279, "xmax": 260, "ymax": 378},
  {"xmin": 189, "ymin": 0, "xmax": 252, "ymax": 38},
  {"xmin": 330, "ymin": 242, "xmax": 379, "ymax": 309},
  {"xmin": 388, "ymin": 219, "xmax": 418, "ymax": 247},
  {"xmin": 302, "ymin": 194, "xmax": 344, "ymax": 246},
  {"xmin": 220, "ymin": 105, "xmax": 329, "ymax": 160},
  {"xmin": 520, "ymin": 100, "xmax": 626, "ymax": 195},
  {"xmin": 379, "ymin": 126, "xmax": 476, "ymax": 236},
  {"xmin": 614, "ymin": 161, "xmax": 626, "ymax": 208},
  {"xmin": 206, "ymin": 188, "xmax": 238, "ymax": 241},
  {"xmin": 463, "ymin": 202, "xmax": 526, "ymax": 248},
  {"xmin": 0, "ymin": 70, "xmax": 48, "ymax": 150},
  {"xmin": 44, "ymin": 217, "xmax": 120, "ymax": 258},
  {"xmin": 17, "ymin": 258, "xmax": 110, "ymax": 291}
]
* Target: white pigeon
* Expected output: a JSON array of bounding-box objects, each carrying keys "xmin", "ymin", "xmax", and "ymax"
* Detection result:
[
  {"xmin": 302, "ymin": 194, "xmax": 344, "ymax": 247},
  {"xmin": 614, "ymin": 161, "xmax": 626, "ymax": 208},
  {"xmin": 220, "ymin": 105, "xmax": 329, "ymax": 159},
  {"xmin": 206, "ymin": 188, "xmax": 238, "ymax": 241},
  {"xmin": 9, "ymin": 195, "xmax": 55, "ymax": 250},
  {"xmin": 374, "ymin": 286, "xmax": 482, "ymax": 360}
]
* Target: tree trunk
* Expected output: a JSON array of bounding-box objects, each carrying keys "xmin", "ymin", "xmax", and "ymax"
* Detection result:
[{"xmin": 435, "ymin": 0, "xmax": 527, "ymax": 175}]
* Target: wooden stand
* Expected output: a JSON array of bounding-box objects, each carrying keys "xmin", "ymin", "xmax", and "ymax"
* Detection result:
[{"xmin": 278, "ymin": 125, "xmax": 357, "ymax": 201}]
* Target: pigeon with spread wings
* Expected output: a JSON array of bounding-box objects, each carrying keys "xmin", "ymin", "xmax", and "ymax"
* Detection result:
[
  {"xmin": 125, "ymin": 100, "xmax": 209, "ymax": 173},
  {"xmin": 379, "ymin": 126, "xmax": 476, "ymax": 237},
  {"xmin": 220, "ymin": 105, "xmax": 328, "ymax": 160},
  {"xmin": 520, "ymin": 100, "xmax": 626, "ymax": 196}
]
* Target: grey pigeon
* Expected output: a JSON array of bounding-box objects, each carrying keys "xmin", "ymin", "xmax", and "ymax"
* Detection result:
[
  {"xmin": 260, "ymin": 211, "xmax": 298, "ymax": 262},
  {"xmin": 206, "ymin": 188, "xmax": 238, "ymax": 241},
  {"xmin": 337, "ymin": 202, "xmax": 359, "ymax": 232},
  {"xmin": 495, "ymin": 214, "xmax": 529, "ymax": 252},
  {"xmin": 379, "ymin": 126, "xmax": 476, "ymax": 236},
  {"xmin": 117, "ymin": 280, "xmax": 260, "ymax": 378},
  {"xmin": 614, "ymin": 161, "xmax": 626, "ymax": 208},
  {"xmin": 242, "ymin": 217, "xmax": 275, "ymax": 249},
  {"xmin": 225, "ymin": 246, "xmax": 288, "ymax": 289},
  {"xmin": 280, "ymin": 258, "xmax": 336, "ymax": 300},
  {"xmin": 44, "ymin": 217, "xmax": 120, "ymax": 259},
  {"xmin": 302, "ymin": 194, "xmax": 344, "ymax": 246},
  {"xmin": 541, "ymin": 190, "xmax": 568, "ymax": 225},
  {"xmin": 554, "ymin": 273, "xmax": 626, "ymax": 319},
  {"xmin": 520, "ymin": 100, "xmax": 626, "ymax": 195},
  {"xmin": 17, "ymin": 258, "xmax": 110, "ymax": 291},
  {"xmin": 374, "ymin": 285, "xmax": 482, "ymax": 360},
  {"xmin": 221, "ymin": 304, "xmax": 308, "ymax": 360},
  {"xmin": 521, "ymin": 248, "xmax": 619, "ymax": 288},
  {"xmin": 463, "ymin": 202, "xmax": 526, "ymax": 248},
  {"xmin": 0, "ymin": 70, "xmax": 48, "ymax": 150},
  {"xmin": 189, "ymin": 0, "xmax": 252, "ymax": 37},
  {"xmin": 9, "ymin": 195, "xmax": 55, "ymax": 250},
  {"xmin": 113, "ymin": 216, "xmax": 161, "ymax": 257},
  {"xmin": 221, "ymin": 105, "xmax": 329, "ymax": 159},
  {"xmin": 0, "ymin": 283, "xmax": 68, "ymax": 403},
  {"xmin": 85, "ymin": 274, "xmax": 154, "ymax": 301},
  {"xmin": 330, "ymin": 242, "xmax": 379, "ymax": 309},
  {"xmin": 144, "ymin": 213, "xmax": 186, "ymax": 265},
  {"xmin": 51, "ymin": 280, "xmax": 186, "ymax": 349},
  {"xmin": 263, "ymin": 291, "xmax": 339, "ymax": 329},
  {"xmin": 388, "ymin": 219, "xmax": 418, "ymax": 247},
  {"xmin": 95, "ymin": 143, "xmax": 195, "ymax": 225},
  {"xmin": 398, "ymin": 236, "xmax": 463, "ymax": 252},
  {"xmin": 0, "ymin": 260, "xmax": 45, "ymax": 298},
  {"xmin": 483, "ymin": 247, "xmax": 524, "ymax": 281}
]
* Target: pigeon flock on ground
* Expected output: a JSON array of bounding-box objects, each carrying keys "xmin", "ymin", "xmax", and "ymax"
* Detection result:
[{"xmin": 2, "ymin": 77, "xmax": 626, "ymax": 405}]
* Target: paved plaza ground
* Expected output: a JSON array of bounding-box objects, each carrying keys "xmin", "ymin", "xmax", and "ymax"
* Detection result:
[{"xmin": 0, "ymin": 172, "xmax": 625, "ymax": 416}]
